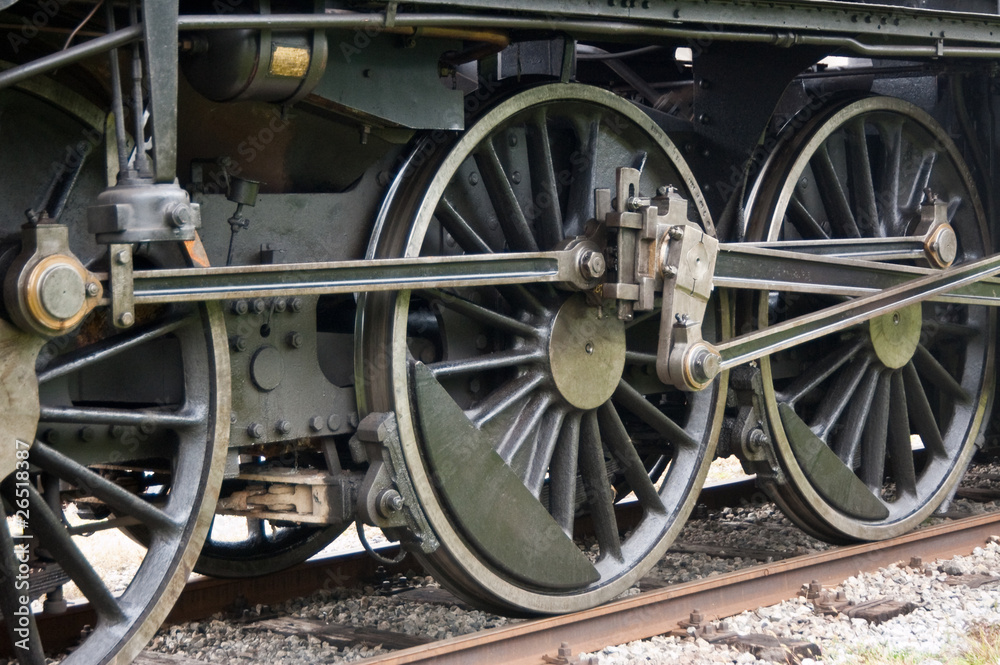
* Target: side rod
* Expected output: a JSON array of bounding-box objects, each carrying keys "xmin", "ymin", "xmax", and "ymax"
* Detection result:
[
  {"xmin": 121, "ymin": 250, "xmax": 584, "ymax": 303},
  {"xmin": 715, "ymin": 249, "xmax": 1000, "ymax": 370}
]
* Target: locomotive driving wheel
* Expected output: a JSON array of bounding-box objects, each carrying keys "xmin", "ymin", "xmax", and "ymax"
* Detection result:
[
  {"xmin": 359, "ymin": 83, "xmax": 727, "ymax": 614},
  {"xmin": 744, "ymin": 96, "xmax": 994, "ymax": 542},
  {"xmin": 0, "ymin": 82, "xmax": 228, "ymax": 663}
]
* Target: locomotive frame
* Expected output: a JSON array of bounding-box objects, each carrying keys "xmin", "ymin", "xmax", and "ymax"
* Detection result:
[{"xmin": 3, "ymin": 0, "xmax": 1000, "ymax": 661}]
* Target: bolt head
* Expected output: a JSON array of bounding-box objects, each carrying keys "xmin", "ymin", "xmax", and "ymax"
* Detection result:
[
  {"xmin": 668, "ymin": 225, "xmax": 686, "ymax": 241},
  {"xmin": 276, "ymin": 420, "xmax": 292, "ymax": 435},
  {"xmin": 114, "ymin": 249, "xmax": 131, "ymax": 265},
  {"xmin": 580, "ymin": 251, "xmax": 606, "ymax": 280},
  {"xmin": 247, "ymin": 422, "xmax": 264, "ymax": 438},
  {"xmin": 118, "ymin": 311, "xmax": 135, "ymax": 327},
  {"xmin": 286, "ymin": 331, "xmax": 303, "ymax": 349},
  {"xmin": 309, "ymin": 416, "xmax": 325, "ymax": 432},
  {"xmin": 252, "ymin": 299, "xmax": 266, "ymax": 314},
  {"xmin": 85, "ymin": 282, "xmax": 100, "ymax": 297},
  {"xmin": 170, "ymin": 203, "xmax": 193, "ymax": 228},
  {"xmin": 231, "ymin": 300, "xmax": 248, "ymax": 315},
  {"xmin": 289, "ymin": 297, "xmax": 303, "ymax": 313}
]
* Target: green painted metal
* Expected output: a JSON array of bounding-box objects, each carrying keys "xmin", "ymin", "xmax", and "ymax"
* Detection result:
[
  {"xmin": 412, "ymin": 362, "xmax": 600, "ymax": 589},
  {"xmin": 779, "ymin": 404, "xmax": 890, "ymax": 521}
]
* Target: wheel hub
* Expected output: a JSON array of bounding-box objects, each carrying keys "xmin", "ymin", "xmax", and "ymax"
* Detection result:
[
  {"xmin": 869, "ymin": 304, "xmax": 921, "ymax": 369},
  {"xmin": 548, "ymin": 295, "xmax": 625, "ymax": 410}
]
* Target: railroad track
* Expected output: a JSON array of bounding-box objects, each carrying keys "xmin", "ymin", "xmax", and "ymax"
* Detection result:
[{"xmin": 348, "ymin": 510, "xmax": 1000, "ymax": 665}]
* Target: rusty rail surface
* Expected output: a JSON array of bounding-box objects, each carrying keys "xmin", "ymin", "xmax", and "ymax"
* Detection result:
[{"xmin": 359, "ymin": 511, "xmax": 1000, "ymax": 665}]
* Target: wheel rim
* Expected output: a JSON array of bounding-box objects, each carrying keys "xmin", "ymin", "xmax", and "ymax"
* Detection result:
[
  {"xmin": 745, "ymin": 96, "xmax": 994, "ymax": 541},
  {"xmin": 359, "ymin": 83, "xmax": 727, "ymax": 614},
  {"xmin": 0, "ymin": 83, "xmax": 228, "ymax": 663}
]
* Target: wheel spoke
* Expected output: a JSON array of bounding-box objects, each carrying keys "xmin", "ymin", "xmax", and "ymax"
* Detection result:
[
  {"xmin": 436, "ymin": 196, "xmax": 495, "ymax": 254},
  {"xmin": 578, "ymin": 410, "xmax": 622, "ymax": 562},
  {"xmin": 427, "ymin": 347, "xmax": 545, "ymax": 378},
  {"xmin": 913, "ymin": 344, "xmax": 970, "ymax": 402},
  {"xmin": 902, "ymin": 361, "xmax": 947, "ymax": 459},
  {"xmin": 844, "ymin": 119, "xmax": 879, "ymax": 236},
  {"xmin": 887, "ymin": 371, "xmax": 918, "ymax": 497},
  {"xmin": 0, "ymin": 499, "xmax": 44, "ymax": 662},
  {"xmin": 523, "ymin": 407, "xmax": 565, "ymax": 497},
  {"xmin": 833, "ymin": 365, "xmax": 880, "ymax": 466},
  {"xmin": 548, "ymin": 412, "xmax": 581, "ymax": 535},
  {"xmin": 420, "ymin": 289, "xmax": 538, "ymax": 337},
  {"xmin": 497, "ymin": 392, "xmax": 551, "ymax": 464},
  {"xmin": 525, "ymin": 109, "xmax": 564, "ymax": 248},
  {"xmin": 813, "ymin": 142, "xmax": 861, "ymax": 238},
  {"xmin": 471, "ymin": 371, "xmax": 545, "ymax": 427},
  {"xmin": 30, "ymin": 442, "xmax": 179, "ymax": 533},
  {"xmin": 39, "ymin": 404, "xmax": 205, "ymax": 428},
  {"xmin": 788, "ymin": 196, "xmax": 831, "ymax": 240},
  {"xmin": 597, "ymin": 402, "xmax": 665, "ymax": 513},
  {"xmin": 24, "ymin": 484, "xmax": 125, "ymax": 623},
  {"xmin": 613, "ymin": 380, "xmax": 697, "ymax": 449},
  {"xmin": 811, "ymin": 354, "xmax": 872, "ymax": 439},
  {"xmin": 906, "ymin": 150, "xmax": 937, "ymax": 210},
  {"xmin": 860, "ymin": 371, "xmax": 891, "ymax": 492},
  {"xmin": 876, "ymin": 119, "xmax": 903, "ymax": 236},
  {"xmin": 37, "ymin": 314, "xmax": 190, "ymax": 384},
  {"xmin": 474, "ymin": 141, "xmax": 538, "ymax": 252},
  {"xmin": 563, "ymin": 117, "xmax": 599, "ymax": 237},
  {"xmin": 777, "ymin": 337, "xmax": 865, "ymax": 405}
]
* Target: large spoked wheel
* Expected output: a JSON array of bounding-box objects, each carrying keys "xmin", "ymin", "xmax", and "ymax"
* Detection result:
[
  {"xmin": 0, "ymin": 82, "xmax": 228, "ymax": 663},
  {"xmin": 359, "ymin": 83, "xmax": 727, "ymax": 614},
  {"xmin": 745, "ymin": 96, "xmax": 994, "ymax": 542}
]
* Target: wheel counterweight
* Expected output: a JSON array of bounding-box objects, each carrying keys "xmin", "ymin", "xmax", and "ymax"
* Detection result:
[
  {"xmin": 358, "ymin": 83, "xmax": 728, "ymax": 614},
  {"xmin": 744, "ymin": 96, "xmax": 995, "ymax": 542}
]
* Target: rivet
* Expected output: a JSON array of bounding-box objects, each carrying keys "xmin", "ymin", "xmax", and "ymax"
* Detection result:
[
  {"xmin": 508, "ymin": 134, "xmax": 518, "ymax": 147},
  {"xmin": 468, "ymin": 172, "xmax": 479, "ymax": 186},
  {"xmin": 585, "ymin": 342, "xmax": 595, "ymax": 355},
  {"xmin": 511, "ymin": 171, "xmax": 522, "ymax": 185},
  {"xmin": 43, "ymin": 429, "xmax": 60, "ymax": 444}
]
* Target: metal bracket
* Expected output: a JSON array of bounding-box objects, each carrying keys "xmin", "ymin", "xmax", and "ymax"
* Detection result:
[
  {"xmin": 109, "ymin": 244, "xmax": 135, "ymax": 329},
  {"xmin": 354, "ymin": 412, "xmax": 439, "ymax": 554}
]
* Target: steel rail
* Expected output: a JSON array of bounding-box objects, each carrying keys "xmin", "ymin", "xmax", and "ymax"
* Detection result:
[
  {"xmin": 359, "ymin": 511, "xmax": 1000, "ymax": 665},
  {"xmin": 0, "ymin": 479, "xmax": 759, "ymax": 657}
]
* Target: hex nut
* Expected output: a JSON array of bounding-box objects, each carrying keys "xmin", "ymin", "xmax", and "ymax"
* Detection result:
[
  {"xmin": 309, "ymin": 416, "xmax": 325, "ymax": 432},
  {"xmin": 246, "ymin": 422, "xmax": 264, "ymax": 438}
]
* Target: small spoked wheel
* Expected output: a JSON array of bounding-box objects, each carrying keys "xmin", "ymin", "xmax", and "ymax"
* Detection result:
[
  {"xmin": 745, "ymin": 96, "xmax": 994, "ymax": 542},
  {"xmin": 0, "ymin": 82, "xmax": 229, "ymax": 663},
  {"xmin": 359, "ymin": 83, "xmax": 727, "ymax": 614}
]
